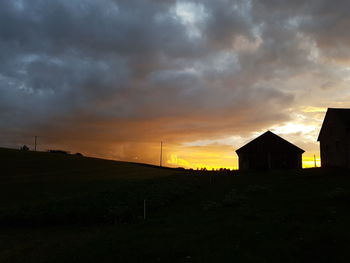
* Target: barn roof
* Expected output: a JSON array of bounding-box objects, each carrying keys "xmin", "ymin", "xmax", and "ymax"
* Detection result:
[
  {"xmin": 317, "ymin": 108, "xmax": 350, "ymax": 141},
  {"xmin": 236, "ymin": 131, "xmax": 305, "ymax": 154}
]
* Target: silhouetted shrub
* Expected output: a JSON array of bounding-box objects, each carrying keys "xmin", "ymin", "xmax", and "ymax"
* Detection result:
[{"xmin": 20, "ymin": 145, "xmax": 29, "ymax": 151}]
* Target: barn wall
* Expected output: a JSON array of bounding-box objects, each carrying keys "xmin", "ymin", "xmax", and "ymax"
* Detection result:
[
  {"xmin": 238, "ymin": 152, "xmax": 302, "ymax": 171},
  {"xmin": 319, "ymin": 114, "xmax": 350, "ymax": 170},
  {"xmin": 320, "ymin": 137, "xmax": 350, "ymax": 169},
  {"xmin": 238, "ymin": 153, "xmax": 248, "ymax": 170}
]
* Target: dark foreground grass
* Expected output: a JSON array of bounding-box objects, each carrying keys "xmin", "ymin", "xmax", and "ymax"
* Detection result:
[
  {"xmin": 0, "ymin": 147, "xmax": 197, "ymax": 226},
  {"xmin": 1, "ymin": 147, "xmax": 350, "ymax": 262}
]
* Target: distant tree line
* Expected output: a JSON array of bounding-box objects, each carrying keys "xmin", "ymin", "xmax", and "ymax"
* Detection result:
[{"xmin": 19, "ymin": 145, "xmax": 83, "ymax": 156}]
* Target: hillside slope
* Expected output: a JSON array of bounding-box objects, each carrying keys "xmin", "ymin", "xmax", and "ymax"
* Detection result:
[
  {"xmin": 0, "ymin": 147, "xmax": 188, "ymax": 226},
  {"xmin": 0, "ymin": 147, "xmax": 175, "ymax": 181}
]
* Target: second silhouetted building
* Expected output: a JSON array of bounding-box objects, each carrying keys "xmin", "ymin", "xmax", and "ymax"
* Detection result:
[{"xmin": 317, "ymin": 108, "xmax": 350, "ymax": 169}]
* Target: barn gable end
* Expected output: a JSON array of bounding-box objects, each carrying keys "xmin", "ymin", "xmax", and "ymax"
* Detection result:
[{"xmin": 236, "ymin": 131, "xmax": 304, "ymax": 171}]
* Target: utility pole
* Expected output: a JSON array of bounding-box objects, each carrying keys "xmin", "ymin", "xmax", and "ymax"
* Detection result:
[
  {"xmin": 34, "ymin": 136, "xmax": 37, "ymax": 152},
  {"xmin": 314, "ymin": 154, "xmax": 317, "ymax": 168},
  {"xmin": 160, "ymin": 141, "xmax": 163, "ymax": 167}
]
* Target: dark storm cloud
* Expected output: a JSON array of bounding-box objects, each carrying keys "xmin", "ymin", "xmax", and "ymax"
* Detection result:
[{"xmin": 1, "ymin": 0, "xmax": 349, "ymax": 161}]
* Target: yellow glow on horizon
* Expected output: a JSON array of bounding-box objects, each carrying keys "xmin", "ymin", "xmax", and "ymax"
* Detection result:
[
  {"xmin": 165, "ymin": 146, "xmax": 321, "ymax": 170},
  {"xmin": 164, "ymin": 147, "xmax": 320, "ymax": 170},
  {"xmin": 165, "ymin": 145, "xmax": 238, "ymax": 170},
  {"xmin": 302, "ymin": 155, "xmax": 321, "ymax": 168},
  {"xmin": 167, "ymin": 154, "xmax": 191, "ymax": 167}
]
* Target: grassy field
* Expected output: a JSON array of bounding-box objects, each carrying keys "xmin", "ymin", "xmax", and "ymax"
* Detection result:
[{"xmin": 1, "ymin": 147, "xmax": 350, "ymax": 262}]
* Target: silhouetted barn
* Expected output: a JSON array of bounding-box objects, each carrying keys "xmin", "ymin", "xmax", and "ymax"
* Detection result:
[
  {"xmin": 318, "ymin": 108, "xmax": 350, "ymax": 169},
  {"xmin": 236, "ymin": 131, "xmax": 304, "ymax": 171}
]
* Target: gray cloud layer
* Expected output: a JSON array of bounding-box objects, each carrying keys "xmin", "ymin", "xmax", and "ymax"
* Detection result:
[{"xmin": 1, "ymin": 0, "xmax": 349, "ymax": 159}]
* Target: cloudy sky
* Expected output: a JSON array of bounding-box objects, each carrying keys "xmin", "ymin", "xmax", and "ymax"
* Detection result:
[{"xmin": 1, "ymin": 0, "xmax": 350, "ymax": 169}]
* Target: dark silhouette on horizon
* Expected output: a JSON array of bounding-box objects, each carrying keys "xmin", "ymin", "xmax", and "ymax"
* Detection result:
[
  {"xmin": 20, "ymin": 145, "xmax": 29, "ymax": 151},
  {"xmin": 236, "ymin": 131, "xmax": 304, "ymax": 171},
  {"xmin": 318, "ymin": 108, "xmax": 350, "ymax": 169}
]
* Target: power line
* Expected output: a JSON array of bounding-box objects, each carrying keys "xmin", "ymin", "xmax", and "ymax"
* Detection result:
[
  {"xmin": 160, "ymin": 141, "xmax": 163, "ymax": 167},
  {"xmin": 314, "ymin": 154, "xmax": 317, "ymax": 168},
  {"xmin": 34, "ymin": 136, "xmax": 37, "ymax": 151}
]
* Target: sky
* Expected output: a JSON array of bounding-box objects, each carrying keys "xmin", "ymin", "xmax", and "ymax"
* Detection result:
[{"xmin": 1, "ymin": 0, "xmax": 350, "ymax": 169}]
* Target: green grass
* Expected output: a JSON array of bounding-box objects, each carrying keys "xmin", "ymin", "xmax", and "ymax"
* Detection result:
[{"xmin": 1, "ymin": 147, "xmax": 350, "ymax": 262}]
